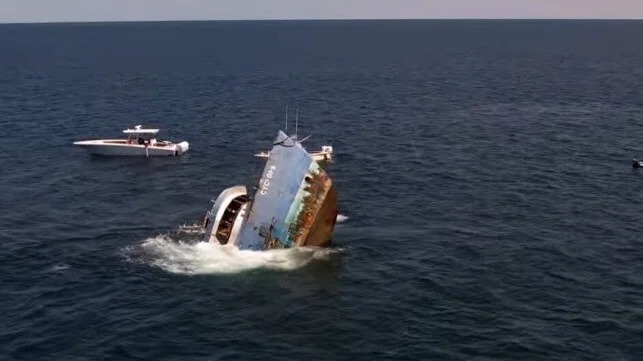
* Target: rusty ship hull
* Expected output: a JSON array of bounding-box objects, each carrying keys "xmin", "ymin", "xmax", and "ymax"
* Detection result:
[{"xmin": 202, "ymin": 130, "xmax": 338, "ymax": 250}]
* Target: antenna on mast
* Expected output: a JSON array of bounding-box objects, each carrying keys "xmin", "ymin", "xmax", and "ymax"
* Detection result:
[
  {"xmin": 295, "ymin": 107, "xmax": 299, "ymax": 140},
  {"xmin": 285, "ymin": 105, "xmax": 289, "ymax": 132}
]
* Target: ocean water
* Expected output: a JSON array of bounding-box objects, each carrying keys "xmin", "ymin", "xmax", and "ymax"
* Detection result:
[{"xmin": 1, "ymin": 20, "xmax": 642, "ymax": 360}]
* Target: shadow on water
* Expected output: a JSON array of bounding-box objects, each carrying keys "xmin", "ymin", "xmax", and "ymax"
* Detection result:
[{"xmin": 86, "ymin": 153, "xmax": 191, "ymax": 164}]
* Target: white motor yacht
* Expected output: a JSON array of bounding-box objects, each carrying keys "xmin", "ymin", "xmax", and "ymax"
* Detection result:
[{"xmin": 73, "ymin": 125, "xmax": 189, "ymax": 157}]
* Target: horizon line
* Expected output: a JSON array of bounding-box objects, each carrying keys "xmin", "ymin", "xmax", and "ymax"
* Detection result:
[{"xmin": 2, "ymin": 17, "xmax": 643, "ymax": 25}]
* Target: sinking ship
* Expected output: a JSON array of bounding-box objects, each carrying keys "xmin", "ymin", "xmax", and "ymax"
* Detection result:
[{"xmin": 202, "ymin": 130, "xmax": 338, "ymax": 250}]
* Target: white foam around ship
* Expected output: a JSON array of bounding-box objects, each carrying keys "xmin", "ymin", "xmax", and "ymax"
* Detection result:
[
  {"xmin": 126, "ymin": 235, "xmax": 337, "ymax": 275},
  {"xmin": 124, "ymin": 213, "xmax": 348, "ymax": 275}
]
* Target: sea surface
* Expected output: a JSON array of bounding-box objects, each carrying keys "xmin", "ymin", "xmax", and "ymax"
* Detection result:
[{"xmin": 1, "ymin": 20, "xmax": 642, "ymax": 360}]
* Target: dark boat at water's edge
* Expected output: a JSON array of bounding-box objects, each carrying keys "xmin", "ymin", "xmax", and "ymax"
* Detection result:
[{"xmin": 202, "ymin": 130, "xmax": 338, "ymax": 250}]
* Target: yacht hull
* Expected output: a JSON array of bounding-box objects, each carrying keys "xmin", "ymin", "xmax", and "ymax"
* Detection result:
[{"xmin": 74, "ymin": 140, "xmax": 189, "ymax": 156}]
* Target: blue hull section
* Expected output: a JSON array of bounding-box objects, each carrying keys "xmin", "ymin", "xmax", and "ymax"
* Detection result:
[{"xmin": 237, "ymin": 131, "xmax": 336, "ymax": 250}]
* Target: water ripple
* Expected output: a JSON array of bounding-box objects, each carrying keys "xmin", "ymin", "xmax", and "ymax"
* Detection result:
[{"xmin": 1, "ymin": 20, "xmax": 643, "ymax": 361}]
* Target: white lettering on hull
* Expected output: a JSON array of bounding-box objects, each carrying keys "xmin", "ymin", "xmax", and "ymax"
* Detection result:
[{"xmin": 259, "ymin": 165, "xmax": 277, "ymax": 195}]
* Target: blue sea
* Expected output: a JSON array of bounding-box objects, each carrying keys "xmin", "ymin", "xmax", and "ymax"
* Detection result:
[{"xmin": 1, "ymin": 20, "xmax": 642, "ymax": 360}]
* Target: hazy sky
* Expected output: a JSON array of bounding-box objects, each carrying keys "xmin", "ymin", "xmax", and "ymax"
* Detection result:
[{"xmin": 1, "ymin": 0, "xmax": 643, "ymax": 23}]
